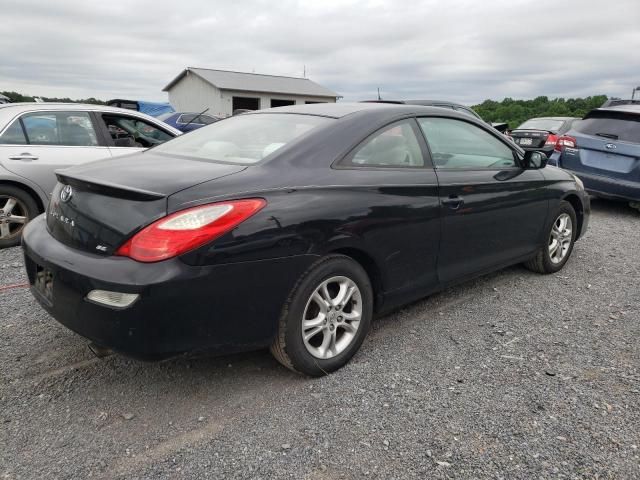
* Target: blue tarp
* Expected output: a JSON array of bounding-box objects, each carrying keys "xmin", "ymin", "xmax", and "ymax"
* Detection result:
[{"xmin": 137, "ymin": 101, "xmax": 174, "ymax": 117}]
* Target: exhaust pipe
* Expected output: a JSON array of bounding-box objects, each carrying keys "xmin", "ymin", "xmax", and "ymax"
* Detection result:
[{"xmin": 88, "ymin": 342, "xmax": 113, "ymax": 359}]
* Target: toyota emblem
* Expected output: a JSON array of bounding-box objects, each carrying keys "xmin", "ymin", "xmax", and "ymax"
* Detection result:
[{"xmin": 60, "ymin": 185, "xmax": 73, "ymax": 203}]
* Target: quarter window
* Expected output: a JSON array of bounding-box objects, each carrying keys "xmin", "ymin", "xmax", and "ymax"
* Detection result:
[
  {"xmin": 345, "ymin": 121, "xmax": 425, "ymax": 168},
  {"xmin": 20, "ymin": 112, "xmax": 98, "ymax": 146},
  {"xmin": 0, "ymin": 120, "xmax": 27, "ymax": 145},
  {"xmin": 418, "ymin": 117, "xmax": 516, "ymax": 169}
]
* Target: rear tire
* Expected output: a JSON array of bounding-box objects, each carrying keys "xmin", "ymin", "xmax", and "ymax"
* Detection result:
[
  {"xmin": 524, "ymin": 200, "xmax": 577, "ymax": 274},
  {"xmin": 0, "ymin": 186, "xmax": 39, "ymax": 248},
  {"xmin": 270, "ymin": 255, "xmax": 373, "ymax": 376}
]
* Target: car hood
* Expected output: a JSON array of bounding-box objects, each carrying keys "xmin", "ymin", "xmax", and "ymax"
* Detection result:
[{"xmin": 56, "ymin": 151, "xmax": 246, "ymax": 197}]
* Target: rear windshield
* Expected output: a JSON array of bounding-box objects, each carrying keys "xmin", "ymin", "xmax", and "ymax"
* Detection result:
[
  {"xmin": 516, "ymin": 118, "xmax": 565, "ymax": 132},
  {"xmin": 179, "ymin": 114, "xmax": 218, "ymax": 125},
  {"xmin": 152, "ymin": 113, "xmax": 332, "ymax": 164},
  {"xmin": 574, "ymin": 111, "xmax": 640, "ymax": 144}
]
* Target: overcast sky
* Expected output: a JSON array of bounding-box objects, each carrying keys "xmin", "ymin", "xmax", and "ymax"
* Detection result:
[{"xmin": 2, "ymin": 0, "xmax": 639, "ymax": 105}]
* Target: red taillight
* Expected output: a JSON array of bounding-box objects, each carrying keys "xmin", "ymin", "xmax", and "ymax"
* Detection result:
[
  {"xmin": 544, "ymin": 134, "xmax": 558, "ymax": 146},
  {"xmin": 554, "ymin": 135, "xmax": 577, "ymax": 152},
  {"xmin": 116, "ymin": 198, "xmax": 266, "ymax": 262}
]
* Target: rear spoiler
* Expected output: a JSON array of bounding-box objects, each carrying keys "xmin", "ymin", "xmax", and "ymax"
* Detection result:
[{"xmin": 55, "ymin": 172, "xmax": 165, "ymax": 201}]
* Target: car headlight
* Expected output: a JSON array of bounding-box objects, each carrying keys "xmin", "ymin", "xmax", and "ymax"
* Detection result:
[{"xmin": 573, "ymin": 175, "xmax": 584, "ymax": 191}]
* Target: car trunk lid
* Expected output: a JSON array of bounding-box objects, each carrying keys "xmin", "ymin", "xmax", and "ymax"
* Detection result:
[
  {"xmin": 560, "ymin": 132, "xmax": 640, "ymax": 182},
  {"xmin": 510, "ymin": 129, "xmax": 552, "ymax": 149},
  {"xmin": 46, "ymin": 152, "xmax": 246, "ymax": 255}
]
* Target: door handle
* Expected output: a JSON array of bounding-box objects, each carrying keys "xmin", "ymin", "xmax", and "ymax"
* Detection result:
[
  {"xmin": 8, "ymin": 153, "xmax": 39, "ymax": 161},
  {"xmin": 442, "ymin": 195, "xmax": 464, "ymax": 210}
]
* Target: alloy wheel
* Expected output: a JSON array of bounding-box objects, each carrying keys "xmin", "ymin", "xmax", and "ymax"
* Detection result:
[
  {"xmin": 301, "ymin": 276, "xmax": 362, "ymax": 359},
  {"xmin": 548, "ymin": 213, "xmax": 572, "ymax": 264},
  {"xmin": 0, "ymin": 195, "xmax": 29, "ymax": 240}
]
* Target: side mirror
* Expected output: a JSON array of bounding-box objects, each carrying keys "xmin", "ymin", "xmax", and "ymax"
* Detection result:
[{"xmin": 524, "ymin": 150, "xmax": 548, "ymax": 169}]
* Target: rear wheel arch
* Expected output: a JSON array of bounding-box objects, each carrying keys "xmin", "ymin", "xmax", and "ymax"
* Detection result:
[
  {"xmin": 329, "ymin": 247, "xmax": 383, "ymax": 312},
  {"xmin": 561, "ymin": 193, "xmax": 584, "ymax": 238},
  {"xmin": 0, "ymin": 180, "xmax": 45, "ymax": 213}
]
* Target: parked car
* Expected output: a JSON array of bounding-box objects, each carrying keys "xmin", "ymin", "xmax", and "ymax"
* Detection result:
[
  {"xmin": 22, "ymin": 103, "xmax": 589, "ymax": 376},
  {"xmin": 157, "ymin": 111, "xmax": 221, "ymax": 133},
  {"xmin": 509, "ymin": 117, "xmax": 579, "ymax": 157},
  {"xmin": 106, "ymin": 99, "xmax": 174, "ymax": 117},
  {"xmin": 549, "ymin": 105, "xmax": 640, "ymax": 210},
  {"xmin": 0, "ymin": 103, "xmax": 181, "ymax": 247}
]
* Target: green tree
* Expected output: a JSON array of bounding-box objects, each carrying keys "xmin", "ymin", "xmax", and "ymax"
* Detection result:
[
  {"xmin": 473, "ymin": 95, "xmax": 608, "ymax": 128},
  {"xmin": 1, "ymin": 91, "xmax": 106, "ymax": 105}
]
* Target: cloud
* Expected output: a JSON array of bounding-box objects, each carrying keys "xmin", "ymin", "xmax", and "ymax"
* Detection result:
[{"xmin": 1, "ymin": 0, "xmax": 638, "ymax": 105}]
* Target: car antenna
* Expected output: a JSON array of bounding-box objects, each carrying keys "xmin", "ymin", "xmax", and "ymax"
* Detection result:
[{"xmin": 182, "ymin": 107, "xmax": 210, "ymax": 130}]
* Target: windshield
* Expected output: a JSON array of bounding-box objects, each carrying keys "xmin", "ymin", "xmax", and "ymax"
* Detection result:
[
  {"xmin": 516, "ymin": 118, "xmax": 565, "ymax": 131},
  {"xmin": 574, "ymin": 111, "xmax": 640, "ymax": 144},
  {"xmin": 152, "ymin": 113, "xmax": 332, "ymax": 164}
]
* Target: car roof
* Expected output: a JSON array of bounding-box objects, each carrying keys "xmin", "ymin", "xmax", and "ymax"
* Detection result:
[
  {"xmin": 247, "ymin": 101, "xmax": 470, "ymax": 120},
  {"xmin": 0, "ymin": 102, "xmax": 182, "ymax": 135},
  {"xmin": 594, "ymin": 104, "xmax": 640, "ymax": 115},
  {"xmin": 0, "ymin": 102, "xmax": 155, "ymax": 116},
  {"xmin": 520, "ymin": 117, "xmax": 577, "ymax": 121}
]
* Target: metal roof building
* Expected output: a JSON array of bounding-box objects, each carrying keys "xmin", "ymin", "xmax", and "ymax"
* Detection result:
[{"xmin": 163, "ymin": 67, "xmax": 339, "ymax": 117}]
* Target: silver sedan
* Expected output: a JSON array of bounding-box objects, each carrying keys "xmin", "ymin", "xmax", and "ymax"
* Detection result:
[{"xmin": 0, "ymin": 103, "xmax": 181, "ymax": 247}]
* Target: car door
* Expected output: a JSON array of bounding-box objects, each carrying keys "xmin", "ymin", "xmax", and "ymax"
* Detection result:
[
  {"xmin": 416, "ymin": 116, "xmax": 548, "ymax": 285},
  {"xmin": 336, "ymin": 119, "xmax": 441, "ymax": 300},
  {"xmin": 94, "ymin": 112, "xmax": 176, "ymax": 158},
  {"xmin": 0, "ymin": 110, "xmax": 112, "ymax": 199}
]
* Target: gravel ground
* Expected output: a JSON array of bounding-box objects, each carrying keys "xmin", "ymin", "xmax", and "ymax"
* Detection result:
[{"xmin": 1, "ymin": 198, "xmax": 639, "ymax": 480}]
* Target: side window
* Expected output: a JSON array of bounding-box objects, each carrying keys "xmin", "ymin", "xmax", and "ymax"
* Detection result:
[
  {"xmin": 418, "ymin": 117, "xmax": 516, "ymax": 169},
  {"xmin": 0, "ymin": 119, "xmax": 27, "ymax": 145},
  {"xmin": 101, "ymin": 114, "xmax": 173, "ymax": 147},
  {"xmin": 20, "ymin": 112, "xmax": 98, "ymax": 146},
  {"xmin": 344, "ymin": 120, "xmax": 425, "ymax": 168}
]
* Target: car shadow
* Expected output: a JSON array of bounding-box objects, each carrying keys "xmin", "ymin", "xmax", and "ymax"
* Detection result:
[{"xmin": 590, "ymin": 197, "xmax": 639, "ymax": 217}]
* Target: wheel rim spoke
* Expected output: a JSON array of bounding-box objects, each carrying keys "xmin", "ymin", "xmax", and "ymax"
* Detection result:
[
  {"xmin": 303, "ymin": 325, "xmax": 324, "ymax": 342},
  {"xmin": 9, "ymin": 215, "xmax": 27, "ymax": 225},
  {"xmin": 0, "ymin": 223, "xmax": 10, "ymax": 238},
  {"xmin": 3, "ymin": 198, "xmax": 17, "ymax": 215},
  {"xmin": 303, "ymin": 313, "xmax": 325, "ymax": 330}
]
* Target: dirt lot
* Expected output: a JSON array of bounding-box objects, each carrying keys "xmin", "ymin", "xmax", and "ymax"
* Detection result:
[{"xmin": 1, "ymin": 199, "xmax": 639, "ymax": 479}]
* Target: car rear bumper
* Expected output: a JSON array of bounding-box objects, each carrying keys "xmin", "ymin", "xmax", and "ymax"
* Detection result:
[
  {"xmin": 22, "ymin": 215, "xmax": 318, "ymax": 360},
  {"xmin": 564, "ymin": 170, "xmax": 640, "ymax": 202}
]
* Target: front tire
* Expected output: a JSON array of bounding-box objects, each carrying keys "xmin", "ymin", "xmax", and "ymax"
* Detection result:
[
  {"xmin": 524, "ymin": 200, "xmax": 577, "ymax": 274},
  {"xmin": 0, "ymin": 186, "xmax": 39, "ymax": 248},
  {"xmin": 270, "ymin": 255, "xmax": 373, "ymax": 376}
]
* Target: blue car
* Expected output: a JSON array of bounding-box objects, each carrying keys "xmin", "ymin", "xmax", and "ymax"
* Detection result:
[
  {"xmin": 550, "ymin": 105, "xmax": 640, "ymax": 210},
  {"xmin": 157, "ymin": 112, "xmax": 221, "ymax": 133}
]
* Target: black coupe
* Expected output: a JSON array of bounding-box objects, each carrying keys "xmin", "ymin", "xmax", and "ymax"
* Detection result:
[{"xmin": 22, "ymin": 103, "xmax": 590, "ymax": 376}]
